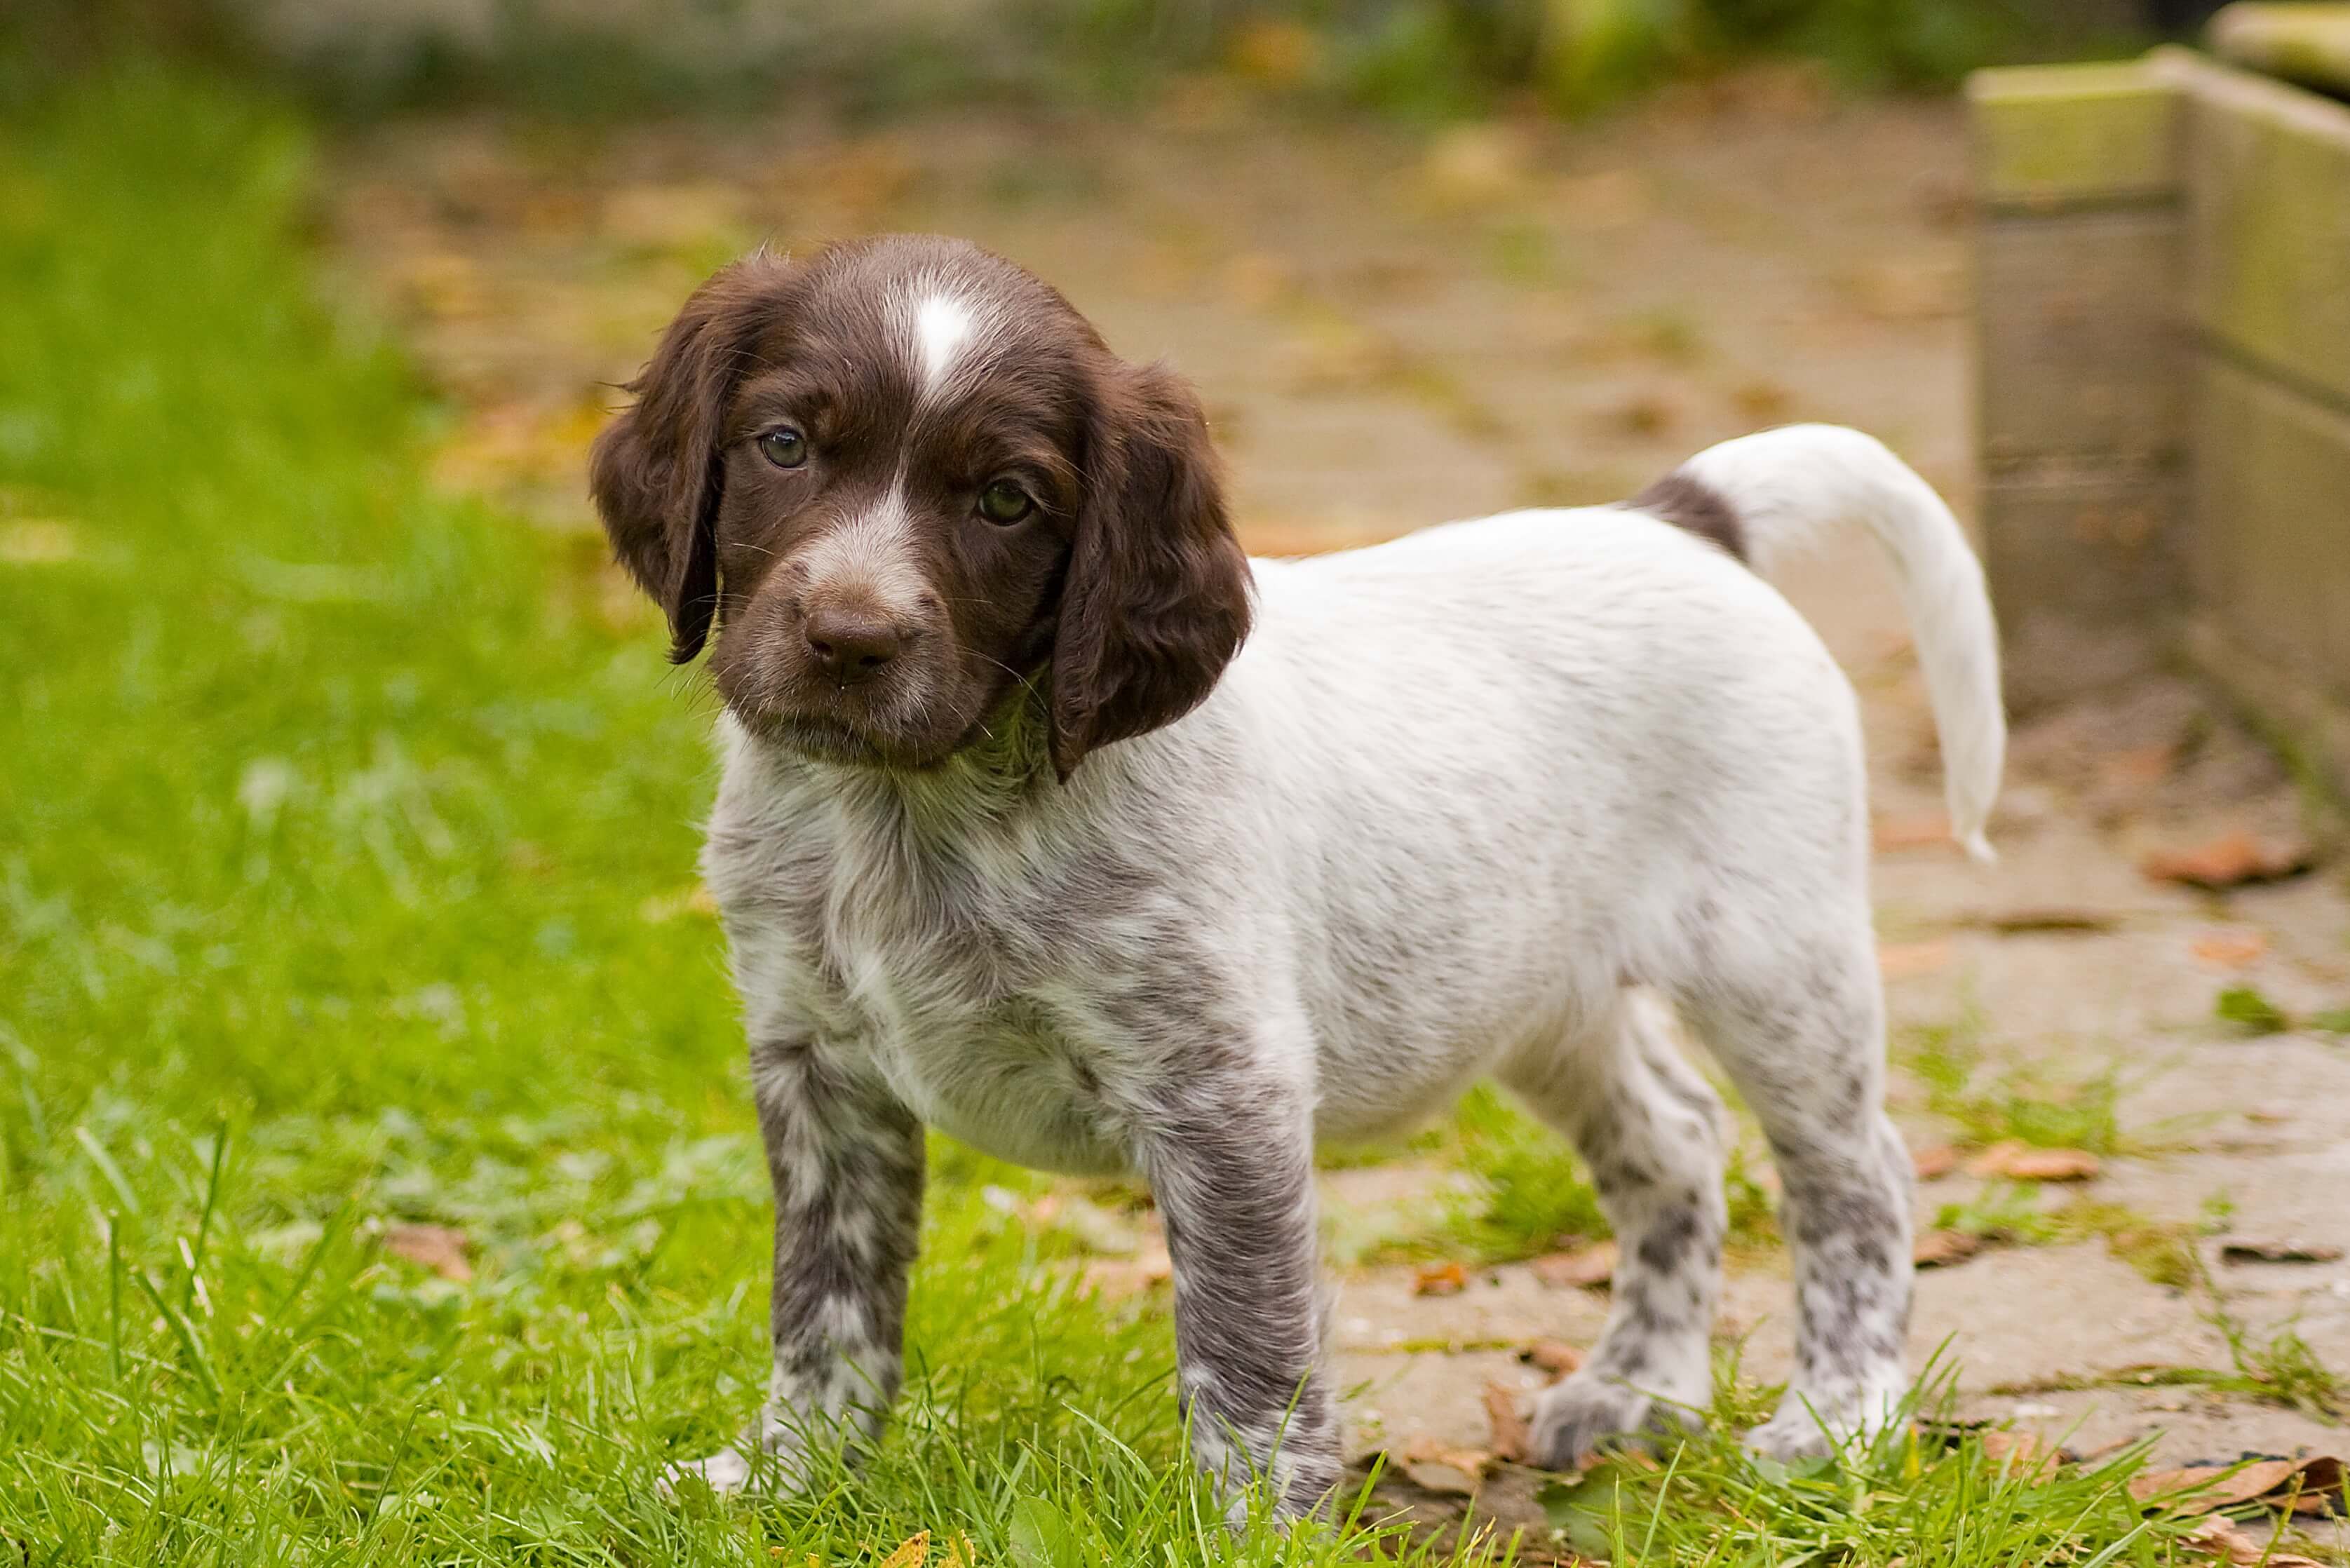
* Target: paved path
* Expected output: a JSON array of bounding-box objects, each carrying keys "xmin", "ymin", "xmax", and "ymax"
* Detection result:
[{"xmin": 327, "ymin": 75, "xmax": 2350, "ymax": 1544}]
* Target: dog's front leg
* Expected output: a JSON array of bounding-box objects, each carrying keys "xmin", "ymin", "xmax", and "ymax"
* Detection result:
[
  {"xmin": 1144, "ymin": 1081, "xmax": 1340, "ymax": 1527},
  {"xmin": 669, "ymin": 1035, "xmax": 926, "ymax": 1496}
]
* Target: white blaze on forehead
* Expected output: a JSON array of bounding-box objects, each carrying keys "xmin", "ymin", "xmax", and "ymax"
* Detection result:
[{"xmin": 912, "ymin": 292, "xmax": 977, "ymax": 397}]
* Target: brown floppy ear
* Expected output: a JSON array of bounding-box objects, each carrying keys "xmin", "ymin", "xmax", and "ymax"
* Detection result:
[
  {"xmin": 1049, "ymin": 360, "xmax": 1253, "ymax": 780},
  {"xmin": 588, "ymin": 252, "xmax": 786, "ymax": 663}
]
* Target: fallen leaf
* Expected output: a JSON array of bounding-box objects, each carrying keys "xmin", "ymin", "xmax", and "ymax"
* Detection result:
[
  {"xmin": 1484, "ymin": 1381, "xmax": 1531, "ymax": 1464},
  {"xmin": 1414, "ymin": 1260, "xmax": 1469, "ymax": 1297},
  {"xmin": 1979, "ymin": 1428, "xmax": 2063, "ymax": 1478},
  {"xmin": 2192, "ymin": 930, "xmax": 2269, "ymax": 969},
  {"xmin": 1520, "ymin": 1338, "xmax": 1586, "ymax": 1379},
  {"xmin": 384, "ymin": 1222, "xmax": 473, "ymax": 1283},
  {"xmin": 1912, "ymin": 1144, "xmax": 1959, "ymax": 1181},
  {"xmin": 2220, "ymin": 1239, "xmax": 2344, "ymax": 1265},
  {"xmin": 2142, "ymin": 831, "xmax": 2314, "ymax": 891},
  {"xmin": 1976, "ymin": 908, "xmax": 2122, "ymax": 934},
  {"xmin": 1532, "ymin": 1242, "xmax": 1617, "ymax": 1290},
  {"xmin": 877, "ymin": 1532, "xmax": 928, "ymax": 1568},
  {"xmin": 1873, "ymin": 811, "xmax": 1954, "ymax": 852},
  {"xmin": 2131, "ymin": 1454, "xmax": 2344, "ymax": 1514},
  {"xmin": 1878, "ymin": 940, "xmax": 1952, "ymax": 978},
  {"xmin": 1398, "ymin": 1435, "xmax": 1493, "ymax": 1495},
  {"xmin": 1965, "ymin": 1142, "xmax": 2100, "ymax": 1182},
  {"xmin": 2178, "ymin": 1515, "xmax": 2323, "ymax": 1567},
  {"xmin": 1913, "ymin": 1229, "xmax": 1982, "ymax": 1269}
]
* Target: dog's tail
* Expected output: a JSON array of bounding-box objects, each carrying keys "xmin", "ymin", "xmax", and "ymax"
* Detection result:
[{"xmin": 1642, "ymin": 424, "xmax": 2005, "ymax": 862}]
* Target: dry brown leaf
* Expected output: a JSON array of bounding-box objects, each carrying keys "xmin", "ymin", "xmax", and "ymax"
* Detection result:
[
  {"xmin": 1979, "ymin": 1428, "xmax": 2064, "ymax": 1478},
  {"xmin": 2177, "ymin": 1515, "xmax": 2323, "ymax": 1568},
  {"xmin": 1398, "ymin": 1435, "xmax": 1493, "ymax": 1495},
  {"xmin": 2130, "ymin": 1454, "xmax": 2345, "ymax": 1513},
  {"xmin": 1414, "ymin": 1260, "xmax": 1469, "ymax": 1297},
  {"xmin": 1913, "ymin": 1229, "xmax": 1982, "ymax": 1269},
  {"xmin": 1965, "ymin": 1141, "xmax": 2100, "ymax": 1182},
  {"xmin": 1873, "ymin": 812, "xmax": 1954, "ymax": 853},
  {"xmin": 1912, "ymin": 1144, "xmax": 1959, "ymax": 1181},
  {"xmin": 1878, "ymin": 940, "xmax": 1952, "ymax": 979},
  {"xmin": 2192, "ymin": 930, "xmax": 2270, "ymax": 969},
  {"xmin": 1484, "ymin": 1381, "xmax": 1531, "ymax": 1464},
  {"xmin": 1520, "ymin": 1338, "xmax": 1586, "ymax": 1379},
  {"xmin": 1532, "ymin": 1242, "xmax": 1617, "ymax": 1290},
  {"xmin": 2142, "ymin": 831, "xmax": 2314, "ymax": 891},
  {"xmin": 384, "ymin": 1222, "xmax": 473, "ymax": 1283},
  {"xmin": 1977, "ymin": 907, "xmax": 2122, "ymax": 934},
  {"xmin": 2003, "ymin": 1147, "xmax": 2102, "ymax": 1182},
  {"xmin": 877, "ymin": 1532, "xmax": 929, "ymax": 1568},
  {"xmin": 2220, "ymin": 1239, "xmax": 2344, "ymax": 1265}
]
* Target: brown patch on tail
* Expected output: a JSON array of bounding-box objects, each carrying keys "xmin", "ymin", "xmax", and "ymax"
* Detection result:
[{"xmin": 1630, "ymin": 470, "xmax": 1746, "ymax": 562}]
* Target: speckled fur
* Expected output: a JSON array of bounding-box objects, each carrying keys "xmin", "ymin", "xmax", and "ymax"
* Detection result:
[{"xmin": 600, "ymin": 243, "xmax": 2005, "ymax": 1521}]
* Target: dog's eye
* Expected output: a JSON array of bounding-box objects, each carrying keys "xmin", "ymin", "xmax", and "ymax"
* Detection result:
[
  {"xmin": 757, "ymin": 427, "xmax": 808, "ymax": 469},
  {"xmin": 977, "ymin": 480, "xmax": 1034, "ymax": 525}
]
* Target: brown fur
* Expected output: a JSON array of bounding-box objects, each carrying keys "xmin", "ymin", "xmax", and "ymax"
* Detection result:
[
  {"xmin": 588, "ymin": 236, "xmax": 1253, "ymax": 776},
  {"xmin": 1630, "ymin": 469, "xmax": 1747, "ymax": 562}
]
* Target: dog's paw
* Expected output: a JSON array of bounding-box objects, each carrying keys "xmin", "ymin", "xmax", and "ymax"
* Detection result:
[
  {"xmin": 1741, "ymin": 1380, "xmax": 1903, "ymax": 1462},
  {"xmin": 659, "ymin": 1445, "xmax": 752, "ymax": 1500},
  {"xmin": 1529, "ymin": 1371, "xmax": 1703, "ymax": 1471},
  {"xmin": 656, "ymin": 1445, "xmax": 782, "ymax": 1501}
]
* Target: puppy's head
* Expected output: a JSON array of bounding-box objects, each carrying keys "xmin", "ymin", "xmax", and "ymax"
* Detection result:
[{"xmin": 589, "ymin": 235, "xmax": 1252, "ymax": 778}]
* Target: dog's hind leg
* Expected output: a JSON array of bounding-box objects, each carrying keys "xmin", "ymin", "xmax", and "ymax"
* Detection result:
[
  {"xmin": 1502, "ymin": 992, "xmax": 1727, "ymax": 1468},
  {"xmin": 1676, "ymin": 914, "xmax": 1914, "ymax": 1459}
]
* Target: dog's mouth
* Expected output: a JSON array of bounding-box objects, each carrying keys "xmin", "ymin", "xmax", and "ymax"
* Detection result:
[{"xmin": 749, "ymin": 710, "xmax": 958, "ymax": 772}]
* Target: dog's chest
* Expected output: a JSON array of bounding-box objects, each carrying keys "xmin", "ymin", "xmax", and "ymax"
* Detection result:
[{"xmin": 708, "ymin": 786, "xmax": 1147, "ymax": 1174}]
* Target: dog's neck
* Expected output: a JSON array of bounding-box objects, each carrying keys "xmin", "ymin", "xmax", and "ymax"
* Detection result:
[{"xmin": 750, "ymin": 682, "xmax": 1064, "ymax": 852}]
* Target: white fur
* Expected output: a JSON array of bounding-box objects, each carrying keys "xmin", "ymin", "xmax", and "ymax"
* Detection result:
[
  {"xmin": 696, "ymin": 424, "xmax": 2003, "ymax": 1500},
  {"xmin": 910, "ymin": 292, "xmax": 976, "ymax": 399},
  {"xmin": 1680, "ymin": 426, "xmax": 2004, "ymax": 860}
]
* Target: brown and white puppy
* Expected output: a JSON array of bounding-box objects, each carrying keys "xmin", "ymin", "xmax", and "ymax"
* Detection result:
[
  {"xmin": 592, "ymin": 236, "xmax": 1248, "ymax": 780},
  {"xmin": 592, "ymin": 234, "xmax": 2004, "ymax": 1523}
]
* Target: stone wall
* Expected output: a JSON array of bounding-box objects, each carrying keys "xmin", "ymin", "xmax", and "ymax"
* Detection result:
[{"xmin": 1973, "ymin": 44, "xmax": 2350, "ymax": 804}]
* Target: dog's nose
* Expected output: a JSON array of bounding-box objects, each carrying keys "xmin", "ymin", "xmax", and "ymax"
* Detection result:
[{"xmin": 804, "ymin": 607, "xmax": 904, "ymax": 682}]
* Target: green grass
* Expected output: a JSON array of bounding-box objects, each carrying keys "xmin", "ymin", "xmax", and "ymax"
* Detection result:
[
  {"xmin": 0, "ymin": 68, "xmax": 1501, "ymax": 1566},
  {"xmin": 1541, "ymin": 1374, "xmax": 2204, "ymax": 1568},
  {"xmin": 0, "ymin": 66, "xmax": 2318, "ymax": 1568},
  {"xmin": 1905, "ymin": 1016, "xmax": 2123, "ymax": 1156}
]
